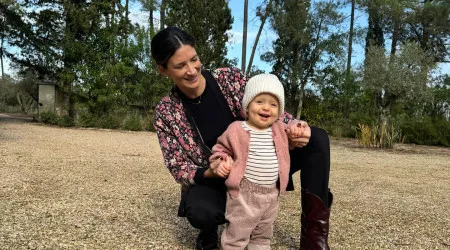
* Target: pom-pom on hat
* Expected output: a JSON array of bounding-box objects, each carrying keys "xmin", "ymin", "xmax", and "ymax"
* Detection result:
[{"xmin": 242, "ymin": 74, "xmax": 285, "ymax": 117}]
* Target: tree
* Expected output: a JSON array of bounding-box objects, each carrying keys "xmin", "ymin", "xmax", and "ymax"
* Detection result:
[
  {"xmin": 364, "ymin": 0, "xmax": 385, "ymax": 57},
  {"xmin": 139, "ymin": 0, "xmax": 158, "ymax": 37},
  {"xmin": 430, "ymin": 75, "xmax": 450, "ymax": 120},
  {"xmin": 0, "ymin": 0, "xmax": 17, "ymax": 78},
  {"xmin": 13, "ymin": 1, "xmax": 145, "ymax": 118},
  {"xmin": 160, "ymin": 0, "xmax": 167, "ymax": 29},
  {"xmin": 165, "ymin": 0, "xmax": 233, "ymax": 69},
  {"xmin": 16, "ymin": 70, "xmax": 39, "ymax": 113},
  {"xmin": 0, "ymin": 76, "xmax": 20, "ymax": 108},
  {"xmin": 263, "ymin": 0, "xmax": 346, "ymax": 119},
  {"xmin": 406, "ymin": 0, "xmax": 450, "ymax": 64},
  {"xmin": 246, "ymin": 0, "xmax": 273, "ymax": 75},
  {"xmin": 363, "ymin": 42, "xmax": 434, "ymax": 135},
  {"xmin": 0, "ymin": 0, "xmax": 30, "ymax": 78},
  {"xmin": 345, "ymin": 0, "xmax": 355, "ymax": 83},
  {"xmin": 241, "ymin": 0, "xmax": 248, "ymax": 73},
  {"xmin": 362, "ymin": 0, "xmax": 449, "ymax": 67},
  {"xmin": 62, "ymin": 0, "xmax": 93, "ymax": 117}
]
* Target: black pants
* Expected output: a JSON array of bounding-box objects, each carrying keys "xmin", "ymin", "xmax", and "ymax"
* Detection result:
[{"xmin": 184, "ymin": 127, "xmax": 331, "ymax": 230}]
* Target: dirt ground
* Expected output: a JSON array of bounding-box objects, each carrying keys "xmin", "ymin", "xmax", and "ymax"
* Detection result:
[{"xmin": 1, "ymin": 113, "xmax": 449, "ymax": 250}]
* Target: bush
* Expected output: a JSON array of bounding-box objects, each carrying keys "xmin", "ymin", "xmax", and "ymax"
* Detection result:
[
  {"xmin": 40, "ymin": 111, "xmax": 59, "ymax": 125},
  {"xmin": 400, "ymin": 117, "xmax": 449, "ymax": 147},
  {"xmin": 355, "ymin": 122, "xmax": 403, "ymax": 148},
  {"xmin": 58, "ymin": 115, "xmax": 74, "ymax": 127},
  {"xmin": 40, "ymin": 112, "xmax": 74, "ymax": 127},
  {"xmin": 143, "ymin": 114, "xmax": 156, "ymax": 132},
  {"xmin": 77, "ymin": 112, "xmax": 121, "ymax": 129},
  {"xmin": 356, "ymin": 124, "xmax": 376, "ymax": 147},
  {"xmin": 328, "ymin": 119, "xmax": 356, "ymax": 138},
  {"xmin": 122, "ymin": 114, "xmax": 142, "ymax": 131},
  {"xmin": 97, "ymin": 115, "xmax": 121, "ymax": 129},
  {"xmin": 77, "ymin": 112, "xmax": 97, "ymax": 127},
  {"xmin": 0, "ymin": 103, "xmax": 22, "ymax": 113}
]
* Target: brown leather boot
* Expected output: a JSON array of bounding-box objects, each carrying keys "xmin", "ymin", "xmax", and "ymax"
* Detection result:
[{"xmin": 300, "ymin": 189, "xmax": 333, "ymax": 250}]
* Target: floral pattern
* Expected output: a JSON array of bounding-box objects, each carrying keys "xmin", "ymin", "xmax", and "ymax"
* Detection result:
[{"xmin": 153, "ymin": 67, "xmax": 295, "ymax": 187}]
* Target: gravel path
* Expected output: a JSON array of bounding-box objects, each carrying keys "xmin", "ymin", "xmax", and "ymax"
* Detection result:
[{"xmin": 1, "ymin": 114, "xmax": 449, "ymax": 249}]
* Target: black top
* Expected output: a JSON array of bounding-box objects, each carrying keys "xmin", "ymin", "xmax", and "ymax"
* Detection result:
[
  {"xmin": 183, "ymin": 73, "xmax": 235, "ymax": 150},
  {"xmin": 175, "ymin": 71, "xmax": 236, "ymax": 187}
]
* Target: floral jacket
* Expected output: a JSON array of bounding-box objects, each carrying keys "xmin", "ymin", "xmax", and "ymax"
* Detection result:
[{"xmin": 153, "ymin": 67, "xmax": 295, "ymax": 189}]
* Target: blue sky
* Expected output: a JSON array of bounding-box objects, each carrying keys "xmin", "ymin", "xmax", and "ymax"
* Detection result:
[
  {"xmin": 227, "ymin": 0, "xmax": 449, "ymax": 75},
  {"xmin": 226, "ymin": 0, "xmax": 276, "ymax": 72},
  {"xmin": 226, "ymin": 0, "xmax": 370, "ymax": 72},
  {"xmin": 3, "ymin": 0, "xmax": 448, "ymax": 77}
]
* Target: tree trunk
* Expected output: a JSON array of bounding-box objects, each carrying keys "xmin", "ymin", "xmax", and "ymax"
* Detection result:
[
  {"xmin": 364, "ymin": 1, "xmax": 384, "ymax": 59},
  {"xmin": 124, "ymin": 0, "xmax": 129, "ymax": 46},
  {"xmin": 149, "ymin": 0, "xmax": 154, "ymax": 37},
  {"xmin": 16, "ymin": 93, "xmax": 26, "ymax": 113},
  {"xmin": 63, "ymin": 0, "xmax": 78, "ymax": 118},
  {"xmin": 110, "ymin": 1, "xmax": 116, "ymax": 64},
  {"xmin": 390, "ymin": 18, "xmax": 399, "ymax": 57},
  {"xmin": 1, "ymin": 35, "xmax": 4, "ymax": 79},
  {"xmin": 420, "ymin": 0, "xmax": 432, "ymax": 85},
  {"xmin": 364, "ymin": 0, "xmax": 385, "ymax": 118},
  {"xmin": 378, "ymin": 105, "xmax": 391, "ymax": 148},
  {"xmin": 346, "ymin": 0, "xmax": 355, "ymax": 82},
  {"xmin": 291, "ymin": 45, "xmax": 300, "ymax": 119},
  {"xmin": 160, "ymin": 0, "xmax": 167, "ymax": 30},
  {"xmin": 296, "ymin": 78, "xmax": 306, "ymax": 120},
  {"xmin": 247, "ymin": 0, "xmax": 273, "ymax": 74},
  {"xmin": 241, "ymin": 0, "xmax": 248, "ymax": 73},
  {"xmin": 295, "ymin": 17, "xmax": 322, "ymax": 120}
]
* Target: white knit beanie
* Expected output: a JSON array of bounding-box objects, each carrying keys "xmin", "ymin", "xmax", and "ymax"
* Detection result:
[{"xmin": 242, "ymin": 73, "xmax": 285, "ymax": 117}]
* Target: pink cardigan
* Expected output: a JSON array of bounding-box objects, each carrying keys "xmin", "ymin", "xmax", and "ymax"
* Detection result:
[{"xmin": 210, "ymin": 120, "xmax": 295, "ymax": 196}]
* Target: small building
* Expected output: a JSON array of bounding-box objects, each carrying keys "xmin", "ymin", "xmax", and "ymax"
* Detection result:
[{"xmin": 38, "ymin": 80, "xmax": 66, "ymax": 116}]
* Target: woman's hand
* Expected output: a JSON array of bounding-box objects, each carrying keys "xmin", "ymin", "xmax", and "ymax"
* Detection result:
[
  {"xmin": 206, "ymin": 155, "xmax": 233, "ymax": 178},
  {"xmin": 287, "ymin": 120, "xmax": 311, "ymax": 148}
]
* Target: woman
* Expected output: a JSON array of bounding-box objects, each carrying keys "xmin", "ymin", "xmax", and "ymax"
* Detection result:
[{"xmin": 151, "ymin": 26, "xmax": 333, "ymax": 250}]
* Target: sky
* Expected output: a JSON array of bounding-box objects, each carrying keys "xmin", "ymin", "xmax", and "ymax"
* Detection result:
[
  {"xmin": 226, "ymin": 0, "xmax": 450, "ymax": 75},
  {"xmin": 3, "ymin": 0, "xmax": 449, "ymax": 77}
]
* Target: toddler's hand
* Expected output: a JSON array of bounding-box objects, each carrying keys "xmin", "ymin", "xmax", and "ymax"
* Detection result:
[
  {"xmin": 287, "ymin": 122, "xmax": 304, "ymax": 139},
  {"xmin": 287, "ymin": 121, "xmax": 311, "ymax": 148},
  {"xmin": 216, "ymin": 155, "xmax": 232, "ymax": 178}
]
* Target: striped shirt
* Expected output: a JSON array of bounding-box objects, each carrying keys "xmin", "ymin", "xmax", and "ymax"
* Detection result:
[{"xmin": 242, "ymin": 122, "xmax": 279, "ymax": 186}]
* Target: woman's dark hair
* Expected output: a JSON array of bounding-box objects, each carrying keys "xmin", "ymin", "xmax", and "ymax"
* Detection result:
[{"xmin": 151, "ymin": 26, "xmax": 196, "ymax": 68}]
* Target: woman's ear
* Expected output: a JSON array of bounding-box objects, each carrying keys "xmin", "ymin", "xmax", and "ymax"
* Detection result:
[{"xmin": 158, "ymin": 65, "xmax": 168, "ymax": 77}]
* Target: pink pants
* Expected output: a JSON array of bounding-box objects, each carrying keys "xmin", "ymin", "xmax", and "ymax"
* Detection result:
[{"xmin": 221, "ymin": 178, "xmax": 279, "ymax": 250}]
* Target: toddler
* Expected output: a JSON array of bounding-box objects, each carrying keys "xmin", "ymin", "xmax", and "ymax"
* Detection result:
[{"xmin": 210, "ymin": 74, "xmax": 303, "ymax": 250}]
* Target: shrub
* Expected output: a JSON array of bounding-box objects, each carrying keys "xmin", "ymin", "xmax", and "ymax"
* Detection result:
[
  {"xmin": 328, "ymin": 119, "xmax": 356, "ymax": 138},
  {"xmin": 77, "ymin": 112, "xmax": 121, "ymax": 129},
  {"xmin": 0, "ymin": 103, "xmax": 22, "ymax": 113},
  {"xmin": 40, "ymin": 111, "xmax": 59, "ymax": 125},
  {"xmin": 143, "ymin": 114, "xmax": 156, "ymax": 132},
  {"xmin": 122, "ymin": 114, "xmax": 142, "ymax": 131},
  {"xmin": 97, "ymin": 115, "xmax": 121, "ymax": 129},
  {"xmin": 58, "ymin": 115, "xmax": 74, "ymax": 127},
  {"xmin": 400, "ymin": 117, "xmax": 449, "ymax": 147},
  {"xmin": 355, "ymin": 122, "xmax": 403, "ymax": 149},
  {"xmin": 77, "ymin": 112, "xmax": 97, "ymax": 127},
  {"xmin": 356, "ymin": 124, "xmax": 375, "ymax": 147}
]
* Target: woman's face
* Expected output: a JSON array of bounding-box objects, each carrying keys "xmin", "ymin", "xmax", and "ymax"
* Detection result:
[{"xmin": 159, "ymin": 45, "xmax": 203, "ymax": 96}]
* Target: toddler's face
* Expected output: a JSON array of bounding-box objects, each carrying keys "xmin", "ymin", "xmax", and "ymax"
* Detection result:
[{"xmin": 246, "ymin": 93, "xmax": 279, "ymax": 130}]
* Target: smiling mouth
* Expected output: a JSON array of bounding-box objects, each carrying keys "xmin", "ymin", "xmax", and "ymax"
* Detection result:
[
  {"xmin": 259, "ymin": 114, "xmax": 270, "ymax": 118},
  {"xmin": 185, "ymin": 75, "xmax": 198, "ymax": 82}
]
